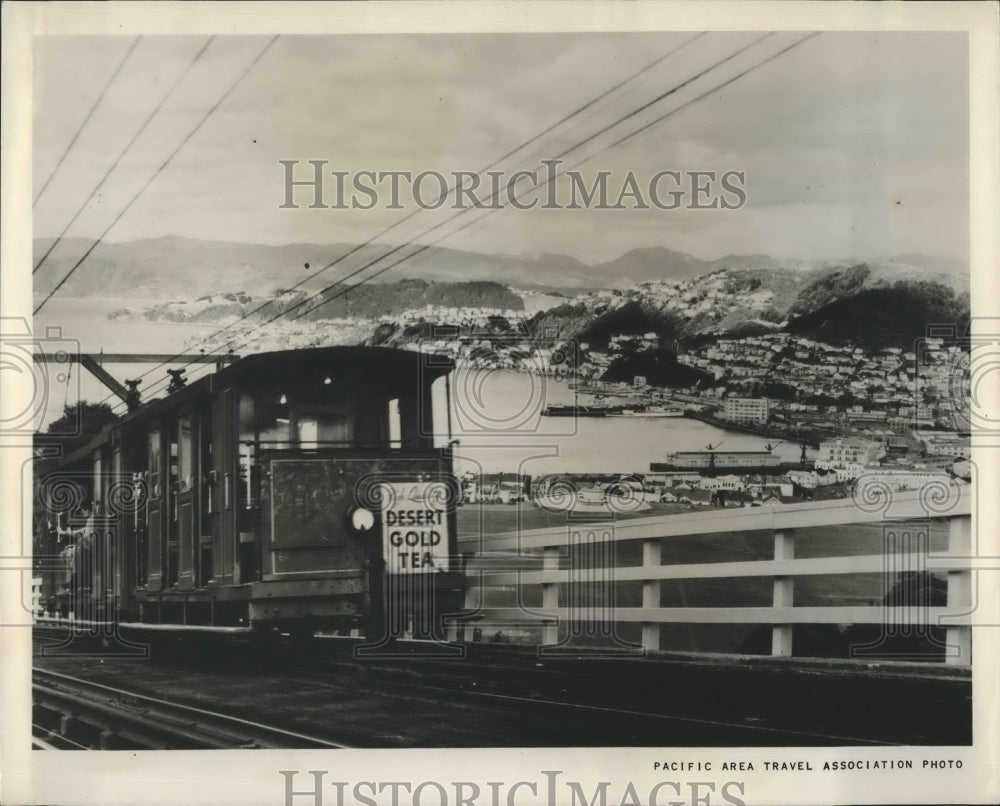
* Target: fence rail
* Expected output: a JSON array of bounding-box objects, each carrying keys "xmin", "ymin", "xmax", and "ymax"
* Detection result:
[{"xmin": 450, "ymin": 487, "xmax": 973, "ymax": 665}]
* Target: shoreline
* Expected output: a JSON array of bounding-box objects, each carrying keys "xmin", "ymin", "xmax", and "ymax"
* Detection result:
[{"xmin": 681, "ymin": 410, "xmax": 826, "ymax": 447}]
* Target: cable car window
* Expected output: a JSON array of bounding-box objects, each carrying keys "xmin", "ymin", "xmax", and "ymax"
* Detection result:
[
  {"xmin": 92, "ymin": 452, "xmax": 102, "ymax": 513},
  {"xmin": 388, "ymin": 398, "xmax": 401, "ymax": 450},
  {"xmin": 354, "ymin": 399, "xmax": 387, "ymax": 446},
  {"xmin": 297, "ymin": 405, "xmax": 354, "ymax": 448},
  {"xmin": 200, "ymin": 407, "xmax": 213, "ymax": 533},
  {"xmin": 258, "ymin": 391, "xmax": 291, "ymax": 445},
  {"xmin": 431, "ymin": 374, "xmax": 449, "ymax": 449},
  {"xmin": 237, "ymin": 393, "xmax": 259, "ymax": 509},
  {"xmin": 169, "ymin": 436, "xmax": 179, "ymax": 494},
  {"xmin": 298, "ymin": 418, "xmax": 318, "ymax": 449},
  {"xmin": 238, "ymin": 442, "xmax": 255, "ymax": 510},
  {"xmin": 238, "ymin": 393, "xmax": 255, "ymax": 441},
  {"xmin": 148, "ymin": 429, "xmax": 161, "ymax": 498},
  {"xmin": 178, "ymin": 415, "xmax": 194, "ymax": 492},
  {"xmin": 396, "ymin": 396, "xmax": 430, "ymax": 450}
]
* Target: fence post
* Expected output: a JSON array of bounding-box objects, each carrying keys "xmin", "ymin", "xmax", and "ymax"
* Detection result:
[
  {"xmin": 946, "ymin": 515, "xmax": 972, "ymax": 665},
  {"xmin": 461, "ymin": 569, "xmax": 478, "ymax": 642},
  {"xmin": 771, "ymin": 529, "xmax": 795, "ymax": 657},
  {"xmin": 541, "ymin": 545, "xmax": 560, "ymax": 645},
  {"xmin": 642, "ymin": 539, "xmax": 661, "ymax": 652}
]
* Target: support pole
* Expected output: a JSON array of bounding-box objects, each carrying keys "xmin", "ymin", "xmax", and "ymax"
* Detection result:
[
  {"xmin": 946, "ymin": 515, "xmax": 972, "ymax": 665},
  {"xmin": 771, "ymin": 529, "xmax": 795, "ymax": 657},
  {"xmin": 641, "ymin": 538, "xmax": 661, "ymax": 652},
  {"xmin": 541, "ymin": 546, "xmax": 561, "ymax": 645}
]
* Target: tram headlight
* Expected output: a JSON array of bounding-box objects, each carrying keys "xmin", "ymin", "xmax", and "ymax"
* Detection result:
[{"xmin": 346, "ymin": 506, "xmax": 376, "ymax": 534}]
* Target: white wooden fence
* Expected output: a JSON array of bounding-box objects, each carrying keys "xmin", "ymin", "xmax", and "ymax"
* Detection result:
[{"xmin": 449, "ymin": 487, "xmax": 973, "ymax": 665}]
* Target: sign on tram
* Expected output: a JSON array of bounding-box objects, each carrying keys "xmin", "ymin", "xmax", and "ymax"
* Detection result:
[{"xmin": 381, "ymin": 481, "xmax": 450, "ymax": 574}]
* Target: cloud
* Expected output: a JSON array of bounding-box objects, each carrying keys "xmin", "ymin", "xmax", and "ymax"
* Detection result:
[{"xmin": 33, "ymin": 32, "xmax": 968, "ymax": 264}]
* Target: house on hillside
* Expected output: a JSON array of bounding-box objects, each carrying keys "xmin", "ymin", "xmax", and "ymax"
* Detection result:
[
  {"xmin": 697, "ymin": 474, "xmax": 746, "ymax": 492},
  {"xmin": 722, "ymin": 491, "xmax": 755, "ymax": 507},
  {"xmin": 678, "ymin": 488, "xmax": 714, "ymax": 507}
]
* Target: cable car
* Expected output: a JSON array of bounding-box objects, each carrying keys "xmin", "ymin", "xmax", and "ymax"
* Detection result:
[{"xmin": 36, "ymin": 347, "xmax": 465, "ymax": 642}]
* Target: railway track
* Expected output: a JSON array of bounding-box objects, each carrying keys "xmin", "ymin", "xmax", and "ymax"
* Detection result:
[
  {"xmin": 32, "ymin": 667, "xmax": 352, "ymax": 750},
  {"xmin": 31, "ymin": 632, "xmax": 970, "ymax": 747},
  {"xmin": 305, "ymin": 656, "xmax": 899, "ymax": 747}
]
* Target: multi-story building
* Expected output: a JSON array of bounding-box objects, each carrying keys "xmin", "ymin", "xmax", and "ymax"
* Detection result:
[
  {"xmin": 815, "ymin": 437, "xmax": 883, "ymax": 469},
  {"xmin": 915, "ymin": 432, "xmax": 970, "ymax": 459},
  {"xmin": 722, "ymin": 397, "xmax": 770, "ymax": 425},
  {"xmin": 658, "ymin": 450, "xmax": 782, "ymax": 470},
  {"xmin": 853, "ymin": 466, "xmax": 957, "ymax": 493},
  {"xmin": 924, "ymin": 440, "xmax": 970, "ymax": 459},
  {"xmin": 696, "ymin": 474, "xmax": 747, "ymax": 492}
]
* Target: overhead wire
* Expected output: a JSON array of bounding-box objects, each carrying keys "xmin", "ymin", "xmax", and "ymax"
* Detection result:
[
  {"xmin": 34, "ymin": 37, "xmax": 214, "ymax": 276},
  {"xmin": 263, "ymin": 34, "xmax": 797, "ymax": 327},
  {"xmin": 33, "ymin": 36, "xmax": 279, "ymax": 315},
  {"xmin": 109, "ymin": 33, "xmax": 819, "ymax": 411},
  {"xmin": 33, "ymin": 36, "xmax": 143, "ymax": 207},
  {"xmin": 399, "ymin": 32, "xmax": 823, "ymax": 257},
  {"xmin": 283, "ymin": 32, "xmax": 709, "ymax": 295},
  {"xmin": 91, "ymin": 34, "xmax": 709, "ymax": 407},
  {"xmin": 583, "ymin": 32, "xmax": 821, "ymax": 165},
  {"xmin": 109, "ymin": 32, "xmax": 817, "ymax": 410},
  {"xmin": 108, "ymin": 33, "xmax": 759, "ymax": 404}
]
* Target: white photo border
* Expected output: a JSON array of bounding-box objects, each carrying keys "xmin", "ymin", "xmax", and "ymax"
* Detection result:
[{"xmin": 2, "ymin": 2, "xmax": 998, "ymax": 805}]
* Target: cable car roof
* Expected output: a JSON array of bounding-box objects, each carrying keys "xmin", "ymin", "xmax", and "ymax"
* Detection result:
[
  {"xmin": 217, "ymin": 346, "xmax": 454, "ymax": 385},
  {"xmin": 36, "ymin": 346, "xmax": 454, "ymax": 467}
]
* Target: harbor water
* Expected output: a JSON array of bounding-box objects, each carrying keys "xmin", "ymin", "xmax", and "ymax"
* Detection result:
[
  {"xmin": 32, "ymin": 299, "xmax": 810, "ymax": 474},
  {"xmin": 448, "ymin": 366, "xmax": 813, "ymax": 474}
]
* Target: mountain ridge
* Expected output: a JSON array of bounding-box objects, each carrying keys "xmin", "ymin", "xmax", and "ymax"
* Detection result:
[{"xmin": 33, "ymin": 236, "xmax": 967, "ymax": 300}]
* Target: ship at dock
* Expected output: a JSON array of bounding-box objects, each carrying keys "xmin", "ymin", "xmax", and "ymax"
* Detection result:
[
  {"xmin": 542, "ymin": 403, "xmax": 684, "ymax": 418},
  {"xmin": 541, "ymin": 404, "xmax": 616, "ymax": 417},
  {"xmin": 612, "ymin": 405, "xmax": 685, "ymax": 418}
]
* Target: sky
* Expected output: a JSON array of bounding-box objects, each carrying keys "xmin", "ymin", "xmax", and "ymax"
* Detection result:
[{"xmin": 32, "ymin": 32, "xmax": 969, "ymax": 265}]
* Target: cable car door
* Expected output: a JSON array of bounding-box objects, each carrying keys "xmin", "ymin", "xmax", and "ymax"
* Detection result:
[{"xmin": 145, "ymin": 426, "xmax": 163, "ymax": 591}]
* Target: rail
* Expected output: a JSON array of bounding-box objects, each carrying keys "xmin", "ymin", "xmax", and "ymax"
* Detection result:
[
  {"xmin": 32, "ymin": 667, "xmax": 351, "ymax": 750},
  {"xmin": 449, "ymin": 485, "xmax": 974, "ymax": 665}
]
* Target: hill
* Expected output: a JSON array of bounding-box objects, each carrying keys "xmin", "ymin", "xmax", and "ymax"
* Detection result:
[
  {"xmin": 601, "ymin": 349, "xmax": 713, "ymax": 388},
  {"xmin": 523, "ymin": 261, "xmax": 970, "ymax": 352},
  {"xmin": 787, "ymin": 264, "xmax": 872, "ymax": 316},
  {"xmin": 786, "ymin": 281, "xmax": 970, "ymax": 350},
  {"xmin": 46, "ymin": 235, "xmax": 970, "ymax": 353},
  {"xmin": 111, "ymin": 279, "xmax": 524, "ymax": 324},
  {"xmin": 593, "ymin": 247, "xmax": 712, "ymax": 285},
  {"xmin": 294, "ymin": 279, "xmax": 523, "ymax": 322},
  {"xmin": 573, "ymin": 301, "xmax": 684, "ymax": 350}
]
